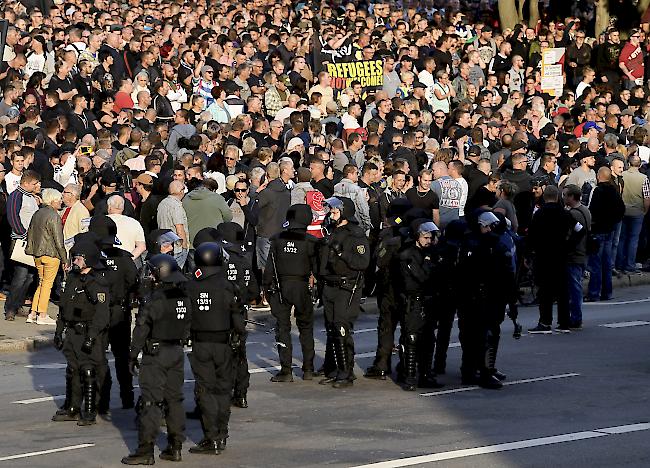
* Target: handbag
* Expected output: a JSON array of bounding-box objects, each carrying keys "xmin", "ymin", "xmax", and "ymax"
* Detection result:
[{"xmin": 10, "ymin": 239, "xmax": 35, "ymax": 267}]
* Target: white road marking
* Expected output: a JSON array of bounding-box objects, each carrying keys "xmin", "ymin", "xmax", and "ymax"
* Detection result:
[
  {"xmin": 585, "ymin": 298, "xmax": 650, "ymax": 306},
  {"xmin": 0, "ymin": 443, "xmax": 95, "ymax": 461},
  {"xmin": 420, "ymin": 373, "xmax": 580, "ymax": 397},
  {"xmin": 600, "ymin": 321, "xmax": 650, "ymax": 328},
  {"xmin": 350, "ymin": 423, "xmax": 650, "ymax": 467},
  {"xmin": 13, "ymin": 395, "xmax": 66, "ymax": 404}
]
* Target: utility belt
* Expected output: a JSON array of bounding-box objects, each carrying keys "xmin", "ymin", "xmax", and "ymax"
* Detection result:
[
  {"xmin": 64, "ymin": 321, "xmax": 90, "ymax": 334},
  {"xmin": 324, "ymin": 275, "xmax": 361, "ymax": 290},
  {"xmin": 278, "ymin": 274, "xmax": 309, "ymax": 282},
  {"xmin": 191, "ymin": 330, "xmax": 229, "ymax": 343},
  {"xmin": 144, "ymin": 338, "xmax": 184, "ymax": 355}
]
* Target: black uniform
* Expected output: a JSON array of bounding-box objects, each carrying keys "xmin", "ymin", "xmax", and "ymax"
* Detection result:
[
  {"xmin": 319, "ymin": 199, "xmax": 370, "ymax": 387},
  {"xmin": 217, "ymin": 222, "xmax": 260, "ymax": 407},
  {"xmin": 99, "ymin": 246, "xmax": 138, "ymax": 411},
  {"xmin": 127, "ymin": 271, "xmax": 191, "ymax": 461},
  {"xmin": 396, "ymin": 240, "xmax": 440, "ymax": 390},
  {"xmin": 431, "ymin": 220, "xmax": 466, "ymax": 374},
  {"xmin": 365, "ymin": 224, "xmax": 405, "ymax": 377},
  {"xmin": 186, "ymin": 259, "xmax": 245, "ymax": 452},
  {"xmin": 456, "ymin": 222, "xmax": 509, "ymax": 388},
  {"xmin": 53, "ymin": 269, "xmax": 110, "ymax": 425},
  {"xmin": 264, "ymin": 205, "xmax": 319, "ymax": 379}
]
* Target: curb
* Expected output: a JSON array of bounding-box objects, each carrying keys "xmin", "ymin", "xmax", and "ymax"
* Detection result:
[
  {"xmin": 0, "ymin": 334, "xmax": 53, "ymax": 353},
  {"xmin": 1, "ymin": 274, "xmax": 647, "ymax": 353}
]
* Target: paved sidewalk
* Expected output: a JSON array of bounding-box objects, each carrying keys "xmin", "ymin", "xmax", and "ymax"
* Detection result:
[{"xmin": 0, "ymin": 272, "xmax": 647, "ymax": 353}]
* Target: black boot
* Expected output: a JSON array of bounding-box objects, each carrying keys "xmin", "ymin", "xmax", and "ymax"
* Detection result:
[
  {"xmin": 53, "ymin": 373, "xmax": 78, "ymax": 420},
  {"xmin": 159, "ymin": 443, "xmax": 182, "ymax": 462},
  {"xmin": 189, "ymin": 439, "xmax": 220, "ymax": 455},
  {"xmin": 121, "ymin": 444, "xmax": 155, "ymax": 465},
  {"xmin": 479, "ymin": 371, "xmax": 503, "ymax": 389},
  {"xmin": 270, "ymin": 368, "xmax": 294, "ymax": 382},
  {"xmin": 78, "ymin": 369, "xmax": 97, "ymax": 426},
  {"xmin": 232, "ymin": 394, "xmax": 248, "ymax": 408},
  {"xmin": 319, "ymin": 326, "xmax": 337, "ymax": 385},
  {"xmin": 402, "ymin": 335, "xmax": 417, "ymax": 391},
  {"xmin": 332, "ymin": 331, "xmax": 353, "ymax": 388},
  {"xmin": 487, "ymin": 333, "xmax": 506, "ymax": 381},
  {"xmin": 479, "ymin": 339, "xmax": 502, "ymax": 389},
  {"xmin": 52, "ymin": 407, "xmax": 81, "ymax": 421},
  {"xmin": 418, "ymin": 350, "xmax": 443, "ymax": 389},
  {"xmin": 216, "ymin": 438, "xmax": 227, "ymax": 452},
  {"xmin": 364, "ymin": 365, "xmax": 388, "ymax": 380}
]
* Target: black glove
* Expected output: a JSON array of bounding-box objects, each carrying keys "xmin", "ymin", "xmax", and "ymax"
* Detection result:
[
  {"xmin": 81, "ymin": 337, "xmax": 94, "ymax": 354},
  {"xmin": 330, "ymin": 241, "xmax": 343, "ymax": 256},
  {"xmin": 129, "ymin": 358, "xmax": 140, "ymax": 376},
  {"xmin": 53, "ymin": 333, "xmax": 64, "ymax": 351}
]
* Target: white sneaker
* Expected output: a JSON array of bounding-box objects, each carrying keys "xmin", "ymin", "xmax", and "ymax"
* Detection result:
[
  {"xmin": 25, "ymin": 314, "xmax": 36, "ymax": 324},
  {"xmin": 36, "ymin": 315, "xmax": 57, "ymax": 325}
]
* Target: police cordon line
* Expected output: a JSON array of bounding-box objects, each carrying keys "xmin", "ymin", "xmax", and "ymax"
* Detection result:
[{"xmin": 50, "ymin": 195, "xmax": 527, "ymax": 465}]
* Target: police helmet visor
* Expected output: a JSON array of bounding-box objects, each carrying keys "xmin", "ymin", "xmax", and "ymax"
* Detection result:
[{"xmin": 417, "ymin": 221, "xmax": 439, "ymax": 235}]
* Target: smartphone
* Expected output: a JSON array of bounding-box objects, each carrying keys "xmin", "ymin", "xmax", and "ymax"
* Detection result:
[{"xmin": 80, "ymin": 146, "xmax": 93, "ymax": 155}]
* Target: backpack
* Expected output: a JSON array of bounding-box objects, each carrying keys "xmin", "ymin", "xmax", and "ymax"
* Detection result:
[{"xmin": 305, "ymin": 189, "xmax": 326, "ymax": 238}]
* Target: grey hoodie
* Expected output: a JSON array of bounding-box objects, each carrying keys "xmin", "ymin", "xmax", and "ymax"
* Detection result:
[{"xmin": 291, "ymin": 181, "xmax": 314, "ymax": 205}]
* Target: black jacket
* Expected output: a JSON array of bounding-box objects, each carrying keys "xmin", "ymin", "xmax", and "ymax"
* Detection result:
[{"xmin": 589, "ymin": 182, "xmax": 625, "ymax": 234}]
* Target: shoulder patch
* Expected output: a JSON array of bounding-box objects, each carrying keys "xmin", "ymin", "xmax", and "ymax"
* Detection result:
[
  {"xmin": 357, "ymin": 245, "xmax": 366, "ymax": 255},
  {"xmin": 97, "ymin": 292, "xmax": 106, "ymax": 303}
]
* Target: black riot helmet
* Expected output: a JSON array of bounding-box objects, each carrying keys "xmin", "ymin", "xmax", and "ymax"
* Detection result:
[
  {"xmin": 285, "ymin": 203, "xmax": 313, "ymax": 229},
  {"xmin": 146, "ymin": 254, "xmax": 187, "ymax": 283},
  {"xmin": 216, "ymin": 222, "xmax": 245, "ymax": 244},
  {"xmin": 325, "ymin": 196, "xmax": 357, "ymax": 223},
  {"xmin": 194, "ymin": 242, "xmax": 225, "ymax": 267},
  {"xmin": 70, "ymin": 240, "xmax": 104, "ymax": 270}
]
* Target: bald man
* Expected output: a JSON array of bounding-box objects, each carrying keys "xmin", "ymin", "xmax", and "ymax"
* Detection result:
[
  {"xmin": 585, "ymin": 166, "xmax": 625, "ymax": 305},
  {"xmin": 156, "ymin": 180, "xmax": 189, "ymax": 268}
]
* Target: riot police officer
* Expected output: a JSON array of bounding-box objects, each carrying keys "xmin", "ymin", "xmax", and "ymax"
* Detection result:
[
  {"xmin": 319, "ymin": 197, "xmax": 370, "ymax": 388},
  {"xmin": 52, "ymin": 241, "xmax": 110, "ymax": 426},
  {"xmin": 185, "ymin": 243, "xmax": 245, "ymax": 455},
  {"xmin": 431, "ymin": 219, "xmax": 467, "ymax": 375},
  {"xmin": 85, "ymin": 216, "xmax": 139, "ymax": 411},
  {"xmin": 264, "ymin": 204, "xmax": 320, "ymax": 382},
  {"xmin": 122, "ymin": 255, "xmax": 191, "ymax": 465},
  {"xmin": 397, "ymin": 219, "xmax": 444, "ymax": 391},
  {"xmin": 216, "ymin": 222, "xmax": 260, "ymax": 408},
  {"xmin": 456, "ymin": 211, "xmax": 506, "ymax": 389},
  {"xmin": 365, "ymin": 198, "xmax": 412, "ymax": 380}
]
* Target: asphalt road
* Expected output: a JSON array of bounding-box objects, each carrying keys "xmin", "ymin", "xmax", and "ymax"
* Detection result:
[{"xmin": 0, "ymin": 286, "xmax": 649, "ymax": 467}]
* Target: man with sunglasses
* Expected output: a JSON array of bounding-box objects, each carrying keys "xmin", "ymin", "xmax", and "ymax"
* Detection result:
[{"xmin": 619, "ymin": 29, "xmax": 645, "ymax": 90}]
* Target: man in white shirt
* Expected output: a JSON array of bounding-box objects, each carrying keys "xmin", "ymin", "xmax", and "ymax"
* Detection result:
[
  {"xmin": 418, "ymin": 57, "xmax": 436, "ymax": 107},
  {"xmin": 448, "ymin": 160, "xmax": 468, "ymax": 218},
  {"xmin": 107, "ymin": 195, "xmax": 146, "ymax": 261}
]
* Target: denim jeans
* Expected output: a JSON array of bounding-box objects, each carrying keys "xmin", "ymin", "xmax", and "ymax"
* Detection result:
[
  {"xmin": 567, "ymin": 263, "xmax": 585, "ymax": 324},
  {"xmin": 610, "ymin": 221, "xmax": 622, "ymax": 269},
  {"xmin": 616, "ymin": 215, "xmax": 644, "ymax": 272},
  {"xmin": 5, "ymin": 262, "xmax": 35, "ymax": 314},
  {"xmin": 587, "ymin": 231, "xmax": 615, "ymax": 300}
]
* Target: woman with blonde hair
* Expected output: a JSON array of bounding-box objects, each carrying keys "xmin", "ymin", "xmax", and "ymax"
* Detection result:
[{"xmin": 25, "ymin": 189, "xmax": 68, "ymax": 325}]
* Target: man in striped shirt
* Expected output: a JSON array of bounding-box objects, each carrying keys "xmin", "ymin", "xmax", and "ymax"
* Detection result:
[{"xmin": 5, "ymin": 171, "xmax": 41, "ymax": 321}]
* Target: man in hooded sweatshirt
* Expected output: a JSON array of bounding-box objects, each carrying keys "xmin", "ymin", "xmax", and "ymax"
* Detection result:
[{"xmin": 182, "ymin": 179, "xmax": 233, "ymax": 250}]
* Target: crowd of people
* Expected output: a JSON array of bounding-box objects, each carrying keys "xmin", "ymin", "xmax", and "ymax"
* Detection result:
[{"xmin": 2, "ymin": 0, "xmax": 650, "ymax": 463}]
